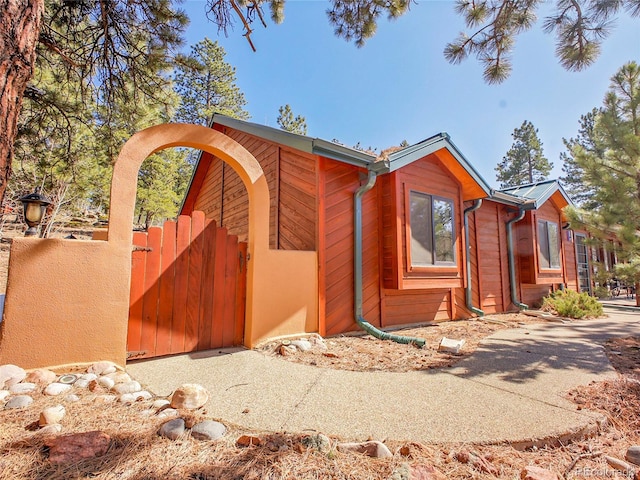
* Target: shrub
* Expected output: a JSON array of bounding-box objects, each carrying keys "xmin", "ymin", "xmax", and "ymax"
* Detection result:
[{"xmin": 541, "ymin": 289, "xmax": 603, "ymax": 319}]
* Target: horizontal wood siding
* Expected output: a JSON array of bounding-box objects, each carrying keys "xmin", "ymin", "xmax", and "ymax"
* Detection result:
[
  {"xmin": 279, "ymin": 148, "xmax": 317, "ymax": 250},
  {"xmin": 521, "ymin": 284, "xmax": 553, "ymax": 308},
  {"xmin": 382, "ymin": 289, "xmax": 451, "ymax": 325},
  {"xmin": 323, "ymin": 160, "xmax": 380, "ymax": 335}
]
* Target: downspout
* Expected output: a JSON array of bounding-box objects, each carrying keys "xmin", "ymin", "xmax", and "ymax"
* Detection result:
[
  {"xmin": 354, "ymin": 170, "xmax": 426, "ymax": 348},
  {"xmin": 506, "ymin": 207, "xmax": 528, "ymax": 310},
  {"xmin": 463, "ymin": 199, "xmax": 484, "ymax": 316}
]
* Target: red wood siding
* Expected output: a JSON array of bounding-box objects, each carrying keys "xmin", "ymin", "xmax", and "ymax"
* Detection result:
[
  {"xmin": 279, "ymin": 148, "xmax": 316, "ymax": 250},
  {"xmin": 471, "ymin": 201, "xmax": 512, "ymax": 313},
  {"xmin": 191, "ymin": 128, "xmax": 317, "ymax": 251},
  {"xmin": 563, "ymin": 231, "xmax": 579, "ymax": 292},
  {"xmin": 322, "ymin": 159, "xmax": 381, "ymax": 335}
]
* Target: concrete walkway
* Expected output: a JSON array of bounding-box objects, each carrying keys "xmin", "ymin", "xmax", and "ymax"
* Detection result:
[{"xmin": 127, "ymin": 306, "xmax": 640, "ymax": 446}]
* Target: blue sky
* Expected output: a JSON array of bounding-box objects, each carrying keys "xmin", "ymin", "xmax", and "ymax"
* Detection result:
[{"xmin": 180, "ymin": 0, "xmax": 639, "ymax": 188}]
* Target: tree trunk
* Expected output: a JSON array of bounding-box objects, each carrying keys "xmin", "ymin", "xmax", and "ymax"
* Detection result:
[{"xmin": 0, "ymin": 0, "xmax": 44, "ymax": 211}]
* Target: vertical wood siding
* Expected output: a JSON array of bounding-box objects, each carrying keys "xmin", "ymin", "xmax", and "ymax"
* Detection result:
[
  {"xmin": 128, "ymin": 212, "xmax": 247, "ymax": 359},
  {"xmin": 191, "ymin": 129, "xmax": 317, "ymax": 251}
]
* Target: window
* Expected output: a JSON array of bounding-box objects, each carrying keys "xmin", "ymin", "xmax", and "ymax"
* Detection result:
[
  {"xmin": 408, "ymin": 191, "xmax": 455, "ymax": 268},
  {"xmin": 537, "ymin": 220, "xmax": 560, "ymax": 269}
]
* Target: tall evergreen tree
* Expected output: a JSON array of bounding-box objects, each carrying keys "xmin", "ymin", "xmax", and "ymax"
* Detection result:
[
  {"xmin": 559, "ymin": 108, "xmax": 602, "ymax": 208},
  {"xmin": 277, "ymin": 104, "xmax": 307, "ymax": 135},
  {"xmin": 495, "ymin": 120, "xmax": 553, "ymax": 188},
  {"xmin": 174, "ymin": 38, "xmax": 249, "ymax": 125},
  {"xmin": 566, "ymin": 61, "xmax": 640, "ymax": 303}
]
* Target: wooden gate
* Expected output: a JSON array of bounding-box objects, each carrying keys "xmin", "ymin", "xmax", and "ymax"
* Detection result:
[{"xmin": 127, "ymin": 210, "xmax": 247, "ymax": 360}]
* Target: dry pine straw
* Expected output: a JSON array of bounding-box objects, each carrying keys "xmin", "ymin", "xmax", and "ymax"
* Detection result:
[{"xmin": 1, "ymin": 328, "xmax": 640, "ymax": 479}]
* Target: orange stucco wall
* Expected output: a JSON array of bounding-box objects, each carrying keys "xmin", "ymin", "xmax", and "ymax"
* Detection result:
[{"xmin": 0, "ymin": 124, "xmax": 318, "ymax": 369}]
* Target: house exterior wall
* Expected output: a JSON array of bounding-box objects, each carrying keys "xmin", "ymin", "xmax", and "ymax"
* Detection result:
[
  {"xmin": 190, "ymin": 126, "xmax": 317, "ymax": 251},
  {"xmin": 320, "ymin": 158, "xmax": 382, "ymax": 335},
  {"xmin": 378, "ymin": 154, "xmax": 468, "ymax": 327},
  {"xmin": 468, "ymin": 200, "xmax": 512, "ymax": 314}
]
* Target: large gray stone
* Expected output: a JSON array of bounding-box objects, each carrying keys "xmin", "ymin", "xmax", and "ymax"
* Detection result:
[
  {"xmin": 190, "ymin": 420, "xmax": 226, "ymax": 441},
  {"xmin": 626, "ymin": 445, "xmax": 640, "ymax": 466},
  {"xmin": 44, "ymin": 383, "xmax": 72, "ymax": 396},
  {"xmin": 5, "ymin": 395, "xmax": 33, "ymax": 409},
  {"xmin": 111, "ymin": 381, "xmax": 142, "ymax": 395},
  {"xmin": 158, "ymin": 418, "xmax": 186, "ymax": 440},
  {"xmin": 9, "ymin": 382, "xmax": 37, "ymax": 394}
]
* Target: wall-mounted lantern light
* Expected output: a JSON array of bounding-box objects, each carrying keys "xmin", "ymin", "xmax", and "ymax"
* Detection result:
[{"xmin": 20, "ymin": 188, "xmax": 51, "ymax": 237}]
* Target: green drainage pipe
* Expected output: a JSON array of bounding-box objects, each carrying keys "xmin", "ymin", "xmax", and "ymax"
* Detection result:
[
  {"xmin": 506, "ymin": 207, "xmax": 528, "ymax": 310},
  {"xmin": 354, "ymin": 170, "xmax": 426, "ymax": 348},
  {"xmin": 463, "ymin": 199, "xmax": 484, "ymax": 317}
]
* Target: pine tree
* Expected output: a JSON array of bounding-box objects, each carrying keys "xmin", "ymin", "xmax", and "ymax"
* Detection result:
[
  {"xmin": 174, "ymin": 38, "xmax": 249, "ymax": 125},
  {"xmin": 566, "ymin": 61, "xmax": 640, "ymax": 303},
  {"xmin": 559, "ymin": 109, "xmax": 601, "ymax": 208},
  {"xmin": 495, "ymin": 120, "xmax": 553, "ymax": 188},
  {"xmin": 277, "ymin": 105, "xmax": 307, "ymax": 135}
]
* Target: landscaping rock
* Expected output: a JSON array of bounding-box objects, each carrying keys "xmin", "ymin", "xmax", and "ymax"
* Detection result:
[
  {"xmin": 157, "ymin": 408, "xmax": 179, "ymax": 419},
  {"xmin": 39, "ymin": 424, "xmax": 63, "ymax": 435},
  {"xmin": 170, "ymin": 384, "xmax": 209, "ymax": 409},
  {"xmin": 87, "ymin": 361, "xmax": 117, "ymax": 375},
  {"xmin": 336, "ymin": 441, "xmax": 393, "ymax": 458},
  {"xmin": 0, "ymin": 390, "xmax": 10, "ymax": 402},
  {"xmin": 301, "ymin": 433, "xmax": 331, "ymax": 453},
  {"xmin": 25, "ymin": 369, "xmax": 56, "ymax": 385},
  {"xmin": 5, "ymin": 395, "xmax": 33, "ymax": 409},
  {"xmin": 119, "ymin": 391, "xmax": 152, "ymax": 403},
  {"xmin": 74, "ymin": 378, "xmax": 91, "ymax": 389},
  {"xmin": 79, "ymin": 373, "xmax": 98, "ymax": 382},
  {"xmin": 9, "ymin": 382, "xmax": 37, "ymax": 394},
  {"xmin": 111, "ymin": 381, "xmax": 142, "ymax": 395},
  {"xmin": 64, "ymin": 394, "xmax": 80, "ymax": 402},
  {"xmin": 152, "ymin": 399, "xmax": 171, "ymax": 409},
  {"xmin": 44, "ymin": 382, "xmax": 72, "ymax": 396},
  {"xmin": 236, "ymin": 435, "xmax": 262, "ymax": 447},
  {"xmin": 158, "ymin": 418, "xmax": 186, "ymax": 440},
  {"xmin": 0, "ymin": 364, "xmax": 26, "ymax": 388},
  {"xmin": 39, "ymin": 405, "xmax": 66, "ymax": 426},
  {"xmin": 291, "ymin": 339, "xmax": 312, "ymax": 352},
  {"xmin": 190, "ymin": 420, "xmax": 226, "ymax": 441},
  {"xmin": 520, "ymin": 465, "xmax": 559, "ymax": 480},
  {"xmin": 105, "ymin": 372, "xmax": 131, "ymax": 384},
  {"xmin": 94, "ymin": 395, "xmax": 117, "ymax": 403},
  {"xmin": 97, "ymin": 376, "xmax": 115, "ymax": 390},
  {"xmin": 626, "ymin": 446, "xmax": 640, "ymax": 466},
  {"xmin": 45, "ymin": 431, "xmax": 110, "ymax": 465},
  {"xmin": 409, "ymin": 464, "xmax": 447, "ymax": 480}
]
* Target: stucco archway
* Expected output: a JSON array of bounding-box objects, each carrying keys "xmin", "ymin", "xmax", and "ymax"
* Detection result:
[{"xmin": 0, "ymin": 124, "xmax": 317, "ymax": 369}]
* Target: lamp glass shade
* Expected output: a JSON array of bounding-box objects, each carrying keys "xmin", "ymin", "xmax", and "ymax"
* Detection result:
[{"xmin": 24, "ymin": 203, "xmax": 44, "ymax": 224}]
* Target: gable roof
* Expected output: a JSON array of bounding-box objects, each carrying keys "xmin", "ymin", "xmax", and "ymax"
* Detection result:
[
  {"xmin": 181, "ymin": 115, "xmax": 494, "ymax": 213},
  {"xmin": 499, "ymin": 179, "xmax": 573, "ymax": 210},
  {"xmin": 211, "ymin": 114, "xmax": 377, "ymax": 169}
]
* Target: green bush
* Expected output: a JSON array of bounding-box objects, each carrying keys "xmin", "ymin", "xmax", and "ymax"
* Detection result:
[
  {"xmin": 541, "ymin": 289, "xmax": 603, "ymax": 319},
  {"xmin": 594, "ymin": 286, "xmax": 610, "ymax": 299}
]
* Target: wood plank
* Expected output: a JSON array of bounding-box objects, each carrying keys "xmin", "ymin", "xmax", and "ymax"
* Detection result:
[
  {"xmin": 140, "ymin": 226, "xmax": 162, "ymax": 358},
  {"xmin": 234, "ymin": 242, "xmax": 248, "ymax": 345},
  {"xmin": 128, "ymin": 232, "xmax": 147, "ymax": 353},
  {"xmin": 198, "ymin": 219, "xmax": 217, "ymax": 351},
  {"xmin": 185, "ymin": 211, "xmax": 205, "ymax": 352},
  {"xmin": 211, "ymin": 227, "xmax": 228, "ymax": 348},
  {"xmin": 222, "ymin": 234, "xmax": 239, "ymax": 346},
  {"xmin": 156, "ymin": 220, "xmax": 177, "ymax": 357},
  {"xmin": 171, "ymin": 215, "xmax": 191, "ymax": 354}
]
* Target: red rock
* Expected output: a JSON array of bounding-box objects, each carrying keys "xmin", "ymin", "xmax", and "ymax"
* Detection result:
[
  {"xmin": 236, "ymin": 435, "xmax": 262, "ymax": 447},
  {"xmin": 520, "ymin": 465, "xmax": 559, "ymax": 480},
  {"xmin": 410, "ymin": 464, "xmax": 447, "ymax": 480},
  {"xmin": 45, "ymin": 431, "xmax": 110, "ymax": 465}
]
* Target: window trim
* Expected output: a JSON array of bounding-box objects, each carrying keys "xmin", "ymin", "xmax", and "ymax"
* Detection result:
[
  {"xmin": 405, "ymin": 187, "xmax": 457, "ymax": 272},
  {"xmin": 537, "ymin": 219, "xmax": 561, "ymax": 271}
]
